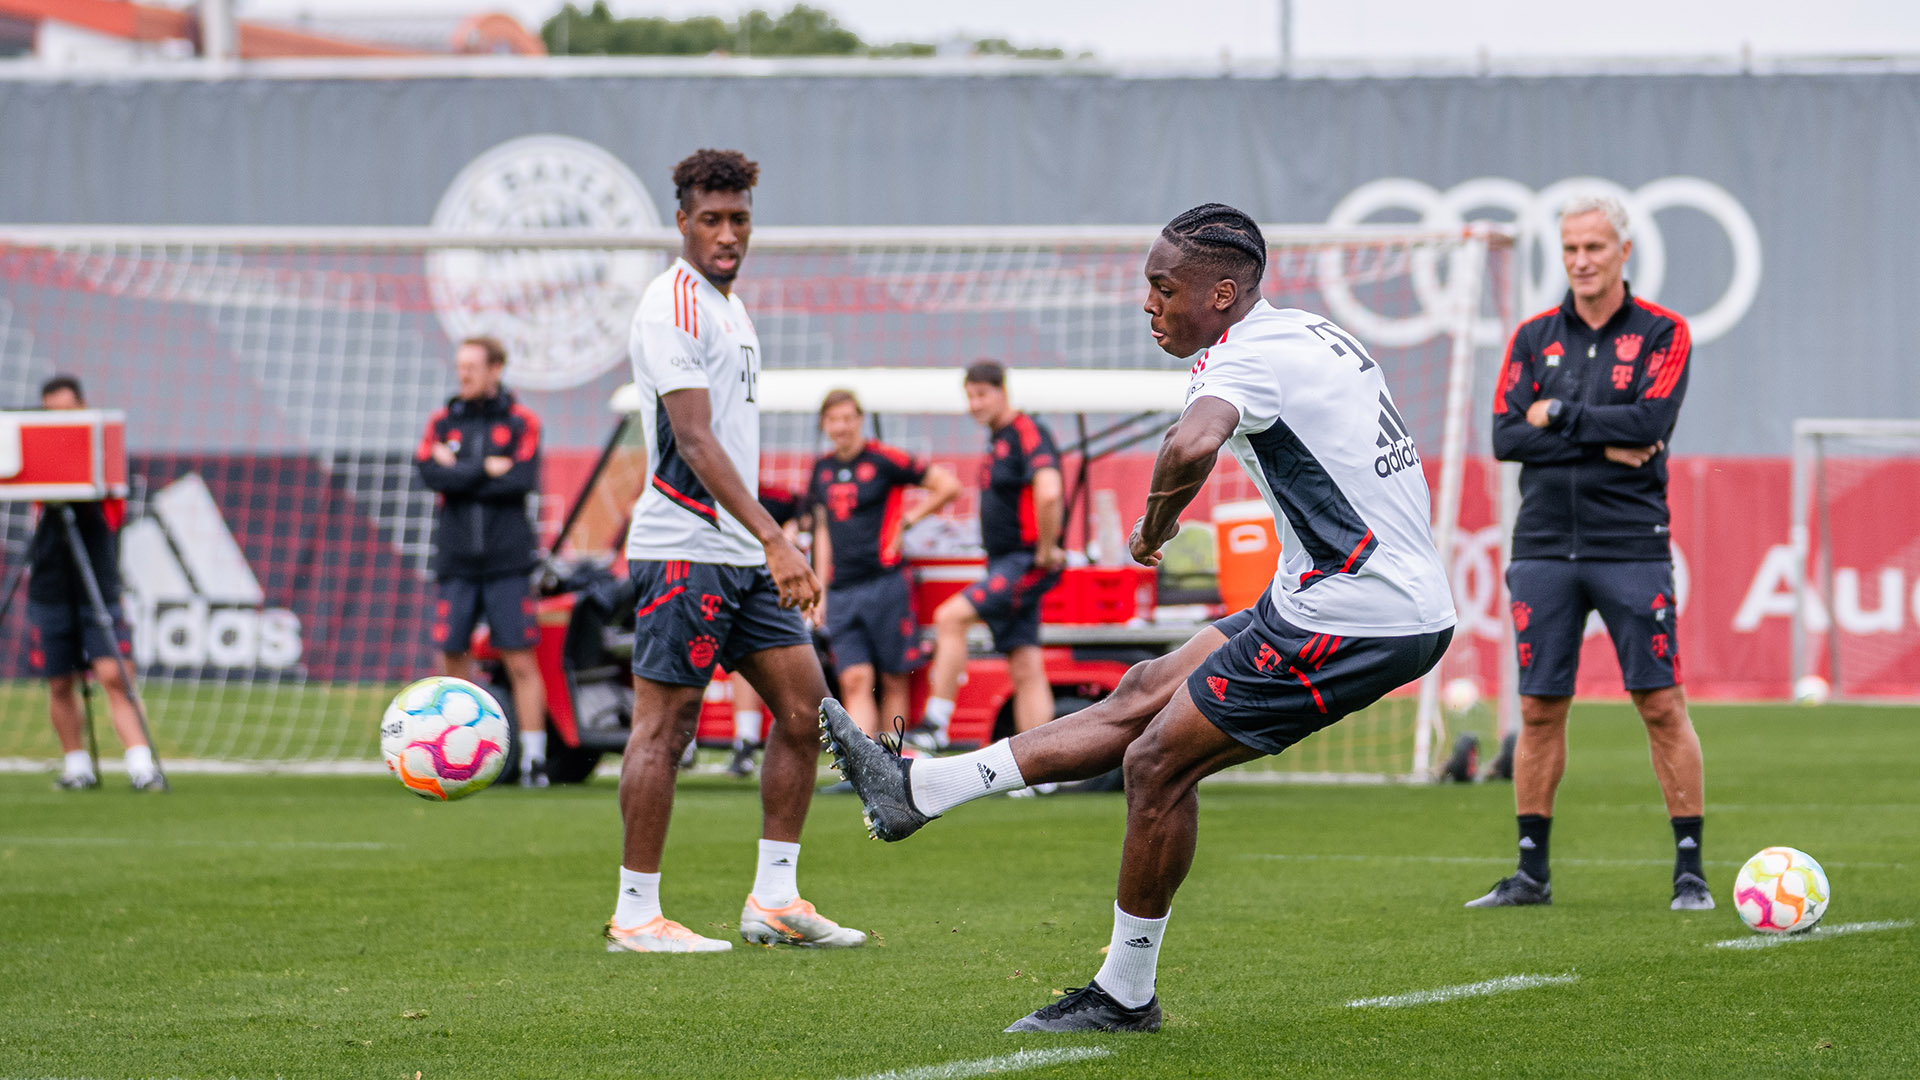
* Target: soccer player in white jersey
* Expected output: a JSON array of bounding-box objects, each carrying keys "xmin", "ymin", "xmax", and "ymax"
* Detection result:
[
  {"xmin": 823, "ymin": 204, "xmax": 1456, "ymax": 1028},
  {"xmin": 606, "ymin": 149, "xmax": 865, "ymax": 954}
]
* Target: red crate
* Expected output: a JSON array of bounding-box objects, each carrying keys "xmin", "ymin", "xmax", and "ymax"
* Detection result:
[{"xmin": 1041, "ymin": 566, "xmax": 1155, "ymax": 625}]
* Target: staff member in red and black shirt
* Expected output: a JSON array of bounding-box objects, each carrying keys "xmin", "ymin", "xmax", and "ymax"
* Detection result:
[
  {"xmin": 808, "ymin": 389, "xmax": 960, "ymax": 737},
  {"xmin": 1467, "ymin": 194, "xmax": 1711, "ymax": 912},
  {"xmin": 27, "ymin": 376, "xmax": 158, "ymax": 791},
  {"xmin": 918, "ymin": 361, "xmax": 1064, "ymax": 749},
  {"xmin": 415, "ymin": 336, "xmax": 550, "ymax": 786}
]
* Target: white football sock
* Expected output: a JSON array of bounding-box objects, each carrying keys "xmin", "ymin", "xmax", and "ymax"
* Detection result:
[
  {"xmin": 734, "ymin": 709, "xmax": 761, "ymax": 744},
  {"xmin": 752, "ymin": 839, "xmax": 801, "ymax": 907},
  {"xmin": 614, "ymin": 867, "xmax": 662, "ymax": 927},
  {"xmin": 62, "ymin": 750, "xmax": 93, "ymax": 777},
  {"xmin": 1093, "ymin": 902, "xmax": 1169, "ymax": 1009},
  {"xmin": 124, "ymin": 745, "xmax": 154, "ymax": 778},
  {"xmin": 908, "ymin": 740, "xmax": 1024, "ymax": 816},
  {"xmin": 520, "ymin": 730, "xmax": 547, "ymax": 763},
  {"xmin": 921, "ymin": 696, "xmax": 955, "ymax": 735}
]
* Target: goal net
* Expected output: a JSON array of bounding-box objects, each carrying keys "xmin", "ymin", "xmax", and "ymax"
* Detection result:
[
  {"xmin": 0, "ymin": 224, "xmax": 1513, "ymax": 776},
  {"xmin": 1789, "ymin": 419, "xmax": 1920, "ymax": 701}
]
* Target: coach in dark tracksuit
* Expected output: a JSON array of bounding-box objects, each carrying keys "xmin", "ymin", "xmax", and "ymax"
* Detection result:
[
  {"xmin": 415, "ymin": 336, "xmax": 549, "ymax": 785},
  {"xmin": 1467, "ymin": 195, "xmax": 1712, "ymax": 912}
]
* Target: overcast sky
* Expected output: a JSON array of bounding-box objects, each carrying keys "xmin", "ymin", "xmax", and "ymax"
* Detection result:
[{"xmin": 238, "ymin": 0, "xmax": 1920, "ymax": 62}]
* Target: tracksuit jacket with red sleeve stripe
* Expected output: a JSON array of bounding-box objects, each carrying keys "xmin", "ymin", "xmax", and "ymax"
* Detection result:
[
  {"xmin": 415, "ymin": 389, "xmax": 542, "ymax": 579},
  {"xmin": 1492, "ymin": 284, "xmax": 1692, "ymax": 562}
]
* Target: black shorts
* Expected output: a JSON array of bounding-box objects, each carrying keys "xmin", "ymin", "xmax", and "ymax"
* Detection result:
[
  {"xmin": 432, "ymin": 573, "xmax": 538, "ymax": 652},
  {"xmin": 27, "ymin": 600, "xmax": 132, "ymax": 678},
  {"xmin": 826, "ymin": 571, "xmax": 924, "ymax": 675},
  {"xmin": 1187, "ymin": 593, "xmax": 1453, "ymax": 756},
  {"xmin": 629, "ymin": 559, "xmax": 812, "ymax": 688},
  {"xmin": 1507, "ymin": 558, "xmax": 1680, "ymax": 695},
  {"xmin": 961, "ymin": 552, "xmax": 1061, "ymax": 653}
]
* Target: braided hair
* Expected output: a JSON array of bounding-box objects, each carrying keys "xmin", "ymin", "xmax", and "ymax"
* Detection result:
[{"xmin": 1160, "ymin": 203, "xmax": 1266, "ymax": 290}]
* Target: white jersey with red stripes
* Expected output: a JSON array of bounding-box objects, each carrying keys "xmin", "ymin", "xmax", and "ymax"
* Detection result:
[
  {"xmin": 625, "ymin": 257, "xmax": 765, "ymax": 566},
  {"xmin": 1185, "ymin": 300, "xmax": 1456, "ymax": 637}
]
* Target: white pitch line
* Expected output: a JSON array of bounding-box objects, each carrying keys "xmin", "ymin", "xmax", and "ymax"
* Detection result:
[
  {"xmin": 838, "ymin": 1047, "xmax": 1112, "ymax": 1080},
  {"xmin": 1710, "ymin": 919, "xmax": 1912, "ymax": 949},
  {"xmin": 1346, "ymin": 972, "xmax": 1578, "ymax": 1009},
  {"xmin": 0, "ymin": 835, "xmax": 394, "ymax": 850},
  {"xmin": 1240, "ymin": 853, "xmax": 1906, "ymax": 870}
]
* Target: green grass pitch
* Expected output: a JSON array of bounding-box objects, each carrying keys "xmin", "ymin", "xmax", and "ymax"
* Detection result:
[{"xmin": 1, "ymin": 703, "xmax": 1915, "ymax": 1079}]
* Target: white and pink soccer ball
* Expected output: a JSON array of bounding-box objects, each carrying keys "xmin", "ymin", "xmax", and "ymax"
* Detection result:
[
  {"xmin": 380, "ymin": 676, "xmax": 510, "ymax": 801},
  {"xmin": 1734, "ymin": 846, "xmax": 1829, "ymax": 933}
]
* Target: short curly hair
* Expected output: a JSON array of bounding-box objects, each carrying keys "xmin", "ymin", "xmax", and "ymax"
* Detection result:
[{"xmin": 672, "ymin": 149, "xmax": 759, "ymax": 210}]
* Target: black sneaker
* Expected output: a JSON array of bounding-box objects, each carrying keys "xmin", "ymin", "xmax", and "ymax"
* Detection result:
[
  {"xmin": 1671, "ymin": 872, "xmax": 1716, "ymax": 911},
  {"xmin": 1004, "ymin": 982, "xmax": 1161, "ymax": 1033},
  {"xmin": 726, "ymin": 741, "xmax": 757, "ymax": 778},
  {"xmin": 54, "ymin": 772, "xmax": 99, "ymax": 791},
  {"xmin": 902, "ymin": 725, "xmax": 948, "ymax": 754},
  {"xmin": 519, "ymin": 759, "xmax": 549, "ymax": 788},
  {"xmin": 818, "ymin": 698, "xmax": 933, "ymax": 842},
  {"xmin": 1464, "ymin": 869, "xmax": 1552, "ymax": 907}
]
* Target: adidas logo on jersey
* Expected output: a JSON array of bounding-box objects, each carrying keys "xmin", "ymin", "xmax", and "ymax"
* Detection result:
[
  {"xmin": 119, "ymin": 473, "xmax": 303, "ymax": 670},
  {"xmin": 1373, "ymin": 392, "xmax": 1422, "ymax": 478}
]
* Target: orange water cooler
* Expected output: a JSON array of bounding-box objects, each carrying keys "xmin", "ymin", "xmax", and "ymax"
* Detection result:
[{"xmin": 1211, "ymin": 500, "xmax": 1278, "ymax": 614}]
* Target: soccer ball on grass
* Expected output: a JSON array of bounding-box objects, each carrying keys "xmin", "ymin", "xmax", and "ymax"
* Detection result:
[
  {"xmin": 380, "ymin": 676, "xmax": 510, "ymax": 801},
  {"xmin": 1734, "ymin": 846, "xmax": 1829, "ymax": 933}
]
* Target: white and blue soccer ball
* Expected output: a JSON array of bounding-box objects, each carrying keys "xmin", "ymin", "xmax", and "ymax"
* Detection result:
[{"xmin": 380, "ymin": 676, "xmax": 509, "ymax": 801}]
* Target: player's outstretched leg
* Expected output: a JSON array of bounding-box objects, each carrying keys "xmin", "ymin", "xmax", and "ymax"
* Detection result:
[
  {"xmin": 735, "ymin": 643, "xmax": 866, "ymax": 947},
  {"xmin": 822, "ymin": 629, "xmax": 1229, "ymax": 841}
]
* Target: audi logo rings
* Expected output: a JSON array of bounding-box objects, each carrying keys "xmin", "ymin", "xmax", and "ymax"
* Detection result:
[{"xmin": 1320, "ymin": 175, "xmax": 1762, "ymax": 347}]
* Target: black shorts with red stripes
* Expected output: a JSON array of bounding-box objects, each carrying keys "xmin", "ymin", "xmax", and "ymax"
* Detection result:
[
  {"xmin": 961, "ymin": 551, "xmax": 1061, "ymax": 653},
  {"xmin": 1187, "ymin": 592, "xmax": 1453, "ymax": 756},
  {"xmin": 629, "ymin": 559, "xmax": 812, "ymax": 688}
]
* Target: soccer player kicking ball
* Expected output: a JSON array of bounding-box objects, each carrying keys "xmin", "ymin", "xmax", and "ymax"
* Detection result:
[
  {"xmin": 606, "ymin": 148, "xmax": 864, "ymax": 954},
  {"xmin": 822, "ymin": 204, "xmax": 1456, "ymax": 1030}
]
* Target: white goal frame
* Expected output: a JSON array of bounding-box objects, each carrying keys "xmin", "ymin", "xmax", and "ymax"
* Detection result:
[
  {"xmin": 0, "ymin": 221, "xmax": 1512, "ymax": 776},
  {"xmin": 1789, "ymin": 417, "xmax": 1920, "ymax": 696}
]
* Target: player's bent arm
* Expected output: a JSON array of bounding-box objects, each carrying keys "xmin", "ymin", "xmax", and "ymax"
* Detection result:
[
  {"xmin": 1491, "ymin": 410, "xmax": 1586, "ymax": 464},
  {"xmin": 911, "ymin": 464, "xmax": 962, "ymax": 522},
  {"xmin": 1557, "ymin": 327, "xmax": 1691, "ymax": 447},
  {"xmin": 659, "ymin": 388, "xmax": 788, "ymax": 548},
  {"xmin": 1135, "ymin": 396, "xmax": 1238, "ymax": 556},
  {"xmin": 1032, "ymin": 467, "xmax": 1064, "ymax": 563},
  {"xmin": 660, "ymin": 388, "xmax": 818, "ymax": 608},
  {"xmin": 416, "ymin": 450, "xmax": 483, "ymax": 493}
]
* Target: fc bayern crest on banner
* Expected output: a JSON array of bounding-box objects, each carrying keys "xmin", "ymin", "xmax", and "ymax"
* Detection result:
[{"xmin": 428, "ymin": 135, "xmax": 664, "ymax": 390}]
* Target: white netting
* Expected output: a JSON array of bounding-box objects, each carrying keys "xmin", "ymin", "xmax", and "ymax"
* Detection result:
[
  {"xmin": 1791, "ymin": 421, "xmax": 1920, "ymax": 701},
  {"xmin": 0, "ymin": 226, "xmax": 1512, "ymax": 773}
]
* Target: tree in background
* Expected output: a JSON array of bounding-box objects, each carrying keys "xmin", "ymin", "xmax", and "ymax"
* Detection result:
[{"xmin": 542, "ymin": 2, "xmax": 1069, "ymax": 59}]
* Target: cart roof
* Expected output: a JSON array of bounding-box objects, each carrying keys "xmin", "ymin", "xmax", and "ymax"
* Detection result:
[{"xmin": 608, "ymin": 367, "xmax": 1190, "ymax": 416}]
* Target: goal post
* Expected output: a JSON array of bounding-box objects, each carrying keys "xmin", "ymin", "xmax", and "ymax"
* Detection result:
[
  {"xmin": 1789, "ymin": 418, "xmax": 1920, "ymax": 700},
  {"xmin": 0, "ymin": 223, "xmax": 1514, "ymax": 775}
]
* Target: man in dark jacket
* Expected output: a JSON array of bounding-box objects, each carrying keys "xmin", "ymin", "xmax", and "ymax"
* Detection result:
[
  {"xmin": 1468, "ymin": 195, "xmax": 1710, "ymax": 912},
  {"xmin": 415, "ymin": 336, "xmax": 549, "ymax": 785},
  {"xmin": 28, "ymin": 375, "xmax": 159, "ymax": 791}
]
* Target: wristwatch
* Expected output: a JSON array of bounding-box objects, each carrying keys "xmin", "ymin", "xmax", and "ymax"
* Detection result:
[{"xmin": 1544, "ymin": 399, "xmax": 1565, "ymax": 427}]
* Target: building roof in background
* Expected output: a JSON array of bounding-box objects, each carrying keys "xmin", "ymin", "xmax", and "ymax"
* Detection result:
[{"xmin": 0, "ymin": 0, "xmax": 543, "ymax": 58}]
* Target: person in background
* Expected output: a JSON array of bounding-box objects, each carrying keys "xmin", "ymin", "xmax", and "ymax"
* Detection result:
[
  {"xmin": 27, "ymin": 375, "xmax": 160, "ymax": 791},
  {"xmin": 809, "ymin": 389, "xmax": 960, "ymax": 737},
  {"xmin": 414, "ymin": 336, "xmax": 549, "ymax": 787},
  {"xmin": 914, "ymin": 362, "xmax": 1063, "ymax": 750}
]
